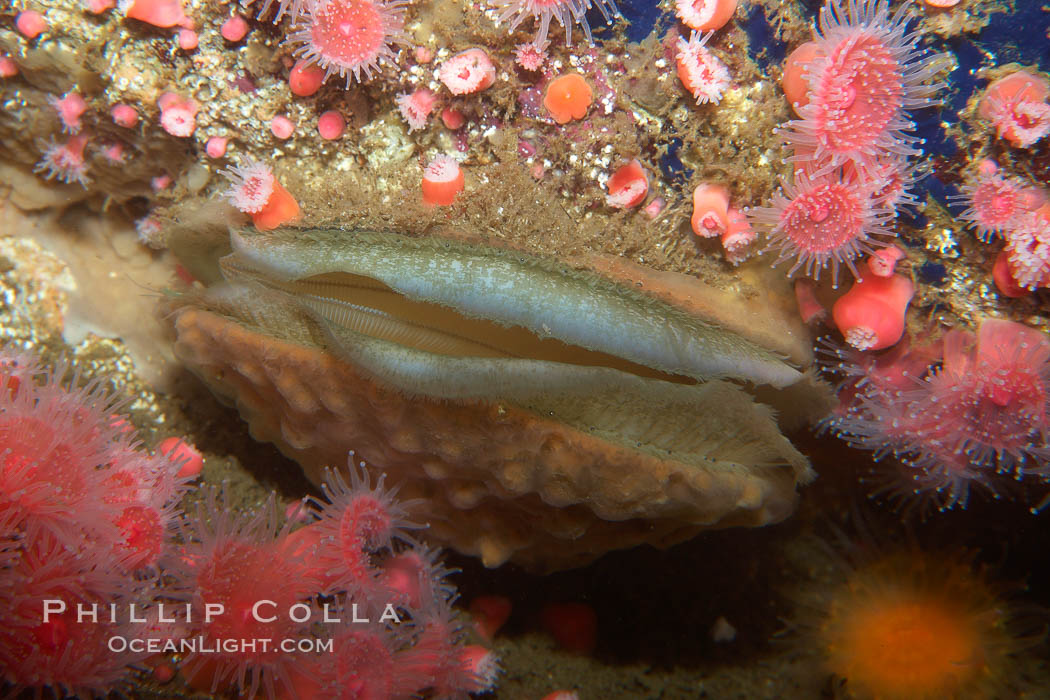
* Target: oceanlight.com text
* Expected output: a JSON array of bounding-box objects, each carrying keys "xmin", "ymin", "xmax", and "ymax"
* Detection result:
[{"xmin": 107, "ymin": 636, "xmax": 335, "ymax": 654}]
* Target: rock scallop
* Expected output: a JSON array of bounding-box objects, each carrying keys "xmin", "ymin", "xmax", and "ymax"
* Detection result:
[{"xmin": 168, "ymin": 227, "xmax": 831, "ymax": 570}]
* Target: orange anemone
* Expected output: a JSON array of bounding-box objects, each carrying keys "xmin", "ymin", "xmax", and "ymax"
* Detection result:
[{"xmin": 544, "ymin": 74, "xmax": 593, "ymax": 125}]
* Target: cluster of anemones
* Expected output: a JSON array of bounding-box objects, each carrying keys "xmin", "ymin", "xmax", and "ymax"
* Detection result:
[
  {"xmin": 0, "ymin": 349, "xmax": 492, "ymax": 699},
  {"xmin": 752, "ymin": 0, "xmax": 943, "ymax": 286},
  {"xmin": 688, "ymin": 183, "xmax": 758, "ymax": 264},
  {"xmin": 820, "ymin": 318, "xmax": 1050, "ymax": 509},
  {"xmin": 0, "ymin": 349, "xmax": 191, "ymax": 697},
  {"xmin": 670, "ymin": 3, "xmax": 759, "ymax": 264},
  {"xmin": 175, "ymin": 463, "xmax": 497, "ymax": 699},
  {"xmin": 953, "ymin": 159, "xmax": 1050, "ymax": 296},
  {"xmin": 27, "ymin": 76, "xmax": 203, "ymax": 191}
]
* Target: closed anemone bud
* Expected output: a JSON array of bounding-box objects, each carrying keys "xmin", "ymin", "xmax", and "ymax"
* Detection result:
[
  {"xmin": 84, "ymin": 0, "xmax": 117, "ymax": 12},
  {"xmin": 721, "ymin": 207, "xmax": 755, "ymax": 263},
  {"xmin": 977, "ymin": 158, "xmax": 998, "ymax": 177},
  {"xmin": 380, "ymin": 551, "xmax": 427, "ymax": 607},
  {"xmin": 0, "ymin": 56, "xmax": 19, "ymax": 77},
  {"xmin": 421, "ymin": 154, "xmax": 464, "ymax": 206},
  {"xmin": 317, "ymin": 110, "xmax": 345, "ymax": 140},
  {"xmin": 691, "ymin": 182, "xmax": 730, "ymax": 238},
  {"xmin": 832, "ymin": 262, "xmax": 915, "ymax": 351},
  {"xmin": 120, "ymin": 0, "xmax": 189, "ymax": 28},
  {"xmin": 270, "ymin": 115, "xmax": 295, "ymax": 140},
  {"xmin": 993, "ymin": 251, "xmax": 1030, "ymax": 298},
  {"xmin": 643, "ymin": 196, "xmax": 665, "ymax": 219},
  {"xmin": 220, "ymin": 15, "xmax": 249, "ymax": 42},
  {"xmin": 782, "ymin": 42, "xmax": 819, "ymax": 115},
  {"xmin": 153, "ymin": 663, "xmax": 176, "ymax": 684},
  {"xmin": 288, "ymin": 60, "xmax": 324, "ymax": 97},
  {"xmin": 540, "ymin": 602, "xmax": 597, "ymax": 653},
  {"xmin": 101, "ymin": 142, "xmax": 125, "ymax": 163},
  {"xmin": 204, "ymin": 136, "xmax": 228, "ymax": 158},
  {"xmin": 177, "ymin": 28, "xmax": 198, "ymax": 50},
  {"xmin": 111, "ymin": 103, "xmax": 138, "ymax": 127},
  {"xmin": 15, "ymin": 11, "xmax": 48, "ymax": 38},
  {"xmin": 605, "ymin": 159, "xmax": 648, "ymax": 208},
  {"xmin": 158, "ymin": 436, "xmax": 203, "ymax": 478},
  {"xmin": 441, "ymin": 107, "xmax": 465, "ymax": 130},
  {"xmin": 867, "ymin": 245, "xmax": 904, "ymax": 277},
  {"xmin": 794, "ymin": 278, "xmax": 826, "ymax": 324},
  {"xmin": 1021, "ymin": 186, "xmax": 1049, "ymax": 211},
  {"xmin": 414, "ymin": 46, "xmax": 434, "ymax": 63},
  {"xmin": 469, "ymin": 595, "xmax": 512, "ymax": 640}
]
